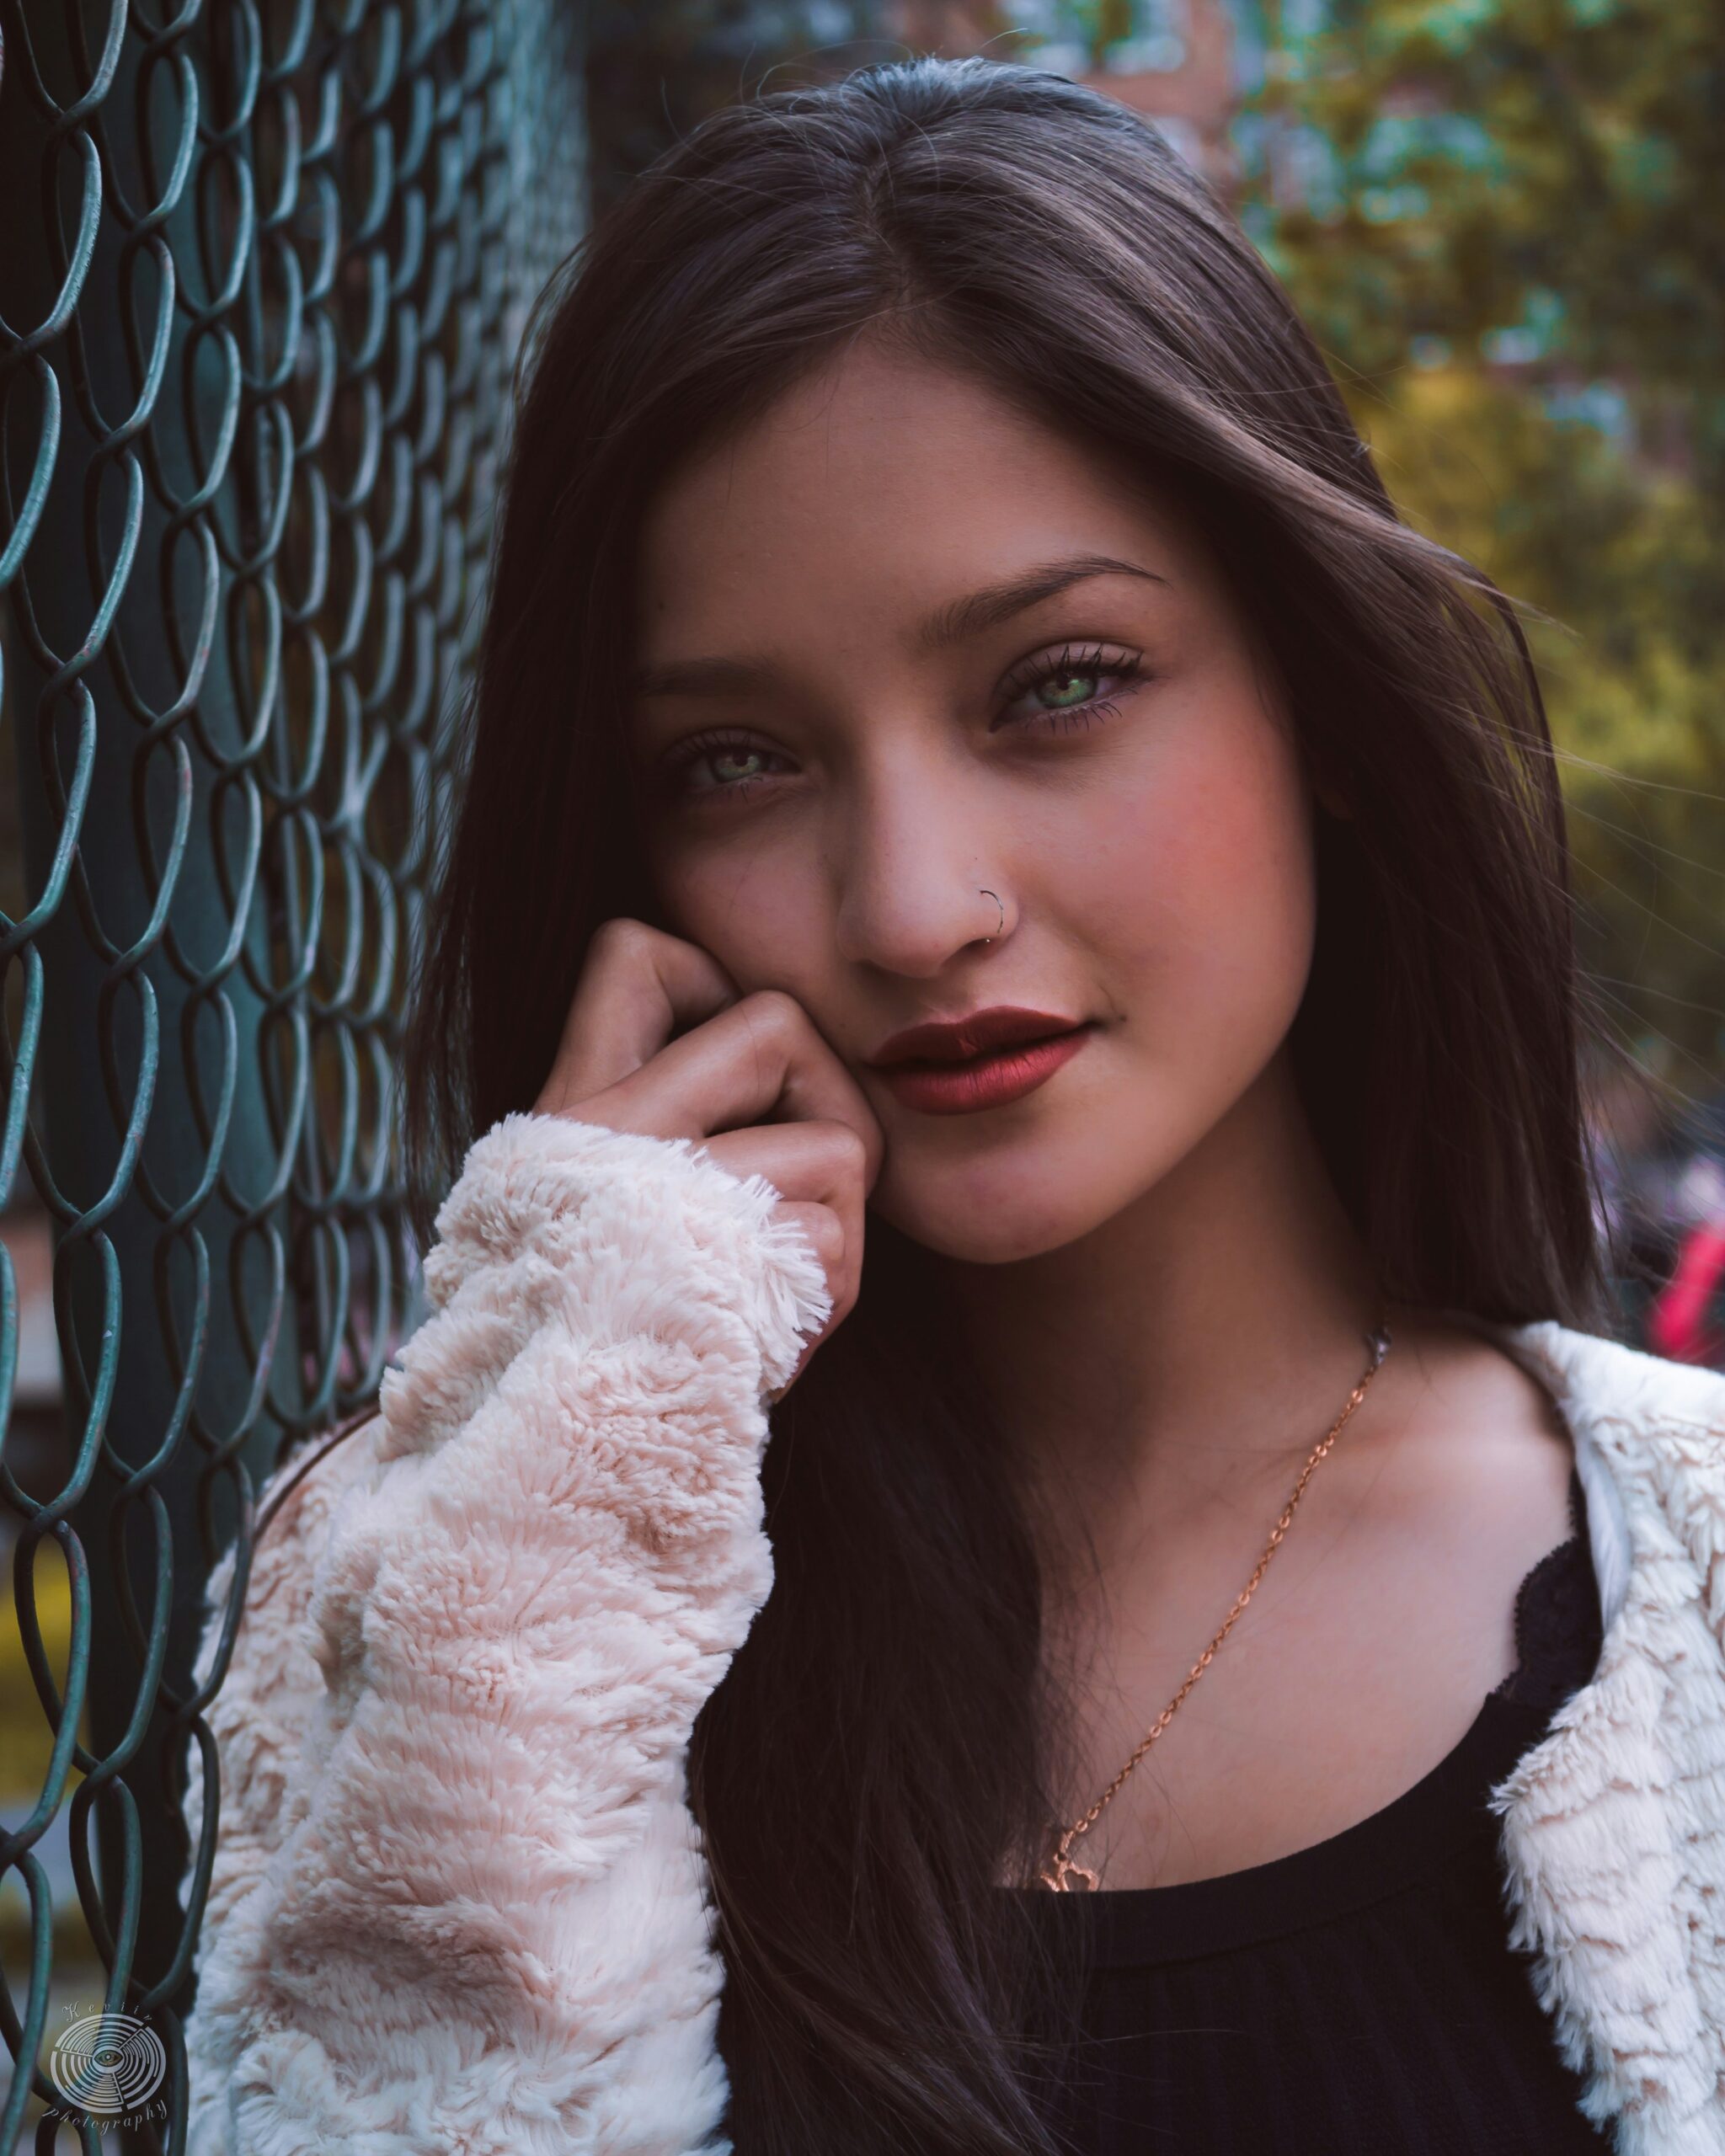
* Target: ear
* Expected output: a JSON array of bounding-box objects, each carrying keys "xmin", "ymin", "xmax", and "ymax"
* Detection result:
[
  {"xmin": 1312, "ymin": 773, "xmax": 1354, "ymax": 821},
  {"xmin": 1295, "ymin": 724, "xmax": 1354, "ymax": 823}
]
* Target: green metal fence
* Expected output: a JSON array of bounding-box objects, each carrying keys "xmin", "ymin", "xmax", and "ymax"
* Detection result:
[{"xmin": 0, "ymin": 0, "xmax": 586, "ymax": 2138}]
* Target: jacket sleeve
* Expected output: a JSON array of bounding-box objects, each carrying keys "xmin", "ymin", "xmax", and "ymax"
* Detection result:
[{"xmin": 179, "ymin": 1110, "xmax": 833, "ymax": 2156}]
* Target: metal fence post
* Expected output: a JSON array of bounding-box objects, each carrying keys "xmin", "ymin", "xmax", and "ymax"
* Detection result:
[{"xmin": 0, "ymin": 0, "xmax": 586, "ymax": 2142}]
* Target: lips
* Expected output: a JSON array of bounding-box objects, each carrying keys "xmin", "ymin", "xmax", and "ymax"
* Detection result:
[
  {"xmin": 868, "ymin": 1005, "xmax": 1088, "ymax": 1069},
  {"xmin": 870, "ymin": 1021, "xmax": 1097, "ymax": 1116}
]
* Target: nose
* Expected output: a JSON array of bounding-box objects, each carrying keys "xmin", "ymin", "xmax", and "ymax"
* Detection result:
[{"xmin": 829, "ymin": 757, "xmax": 1012, "ymax": 978}]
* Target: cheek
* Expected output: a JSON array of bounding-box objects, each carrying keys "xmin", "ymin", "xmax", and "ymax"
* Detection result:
[
  {"xmin": 1061, "ymin": 698, "xmax": 1317, "ymax": 1040},
  {"xmin": 865, "ymin": 703, "xmax": 1321, "ymax": 1264},
  {"xmin": 644, "ymin": 830, "xmax": 822, "ymax": 988}
]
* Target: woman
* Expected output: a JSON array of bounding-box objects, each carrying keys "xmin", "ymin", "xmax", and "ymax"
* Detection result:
[{"xmin": 179, "ymin": 54, "xmax": 1725, "ymax": 2156}]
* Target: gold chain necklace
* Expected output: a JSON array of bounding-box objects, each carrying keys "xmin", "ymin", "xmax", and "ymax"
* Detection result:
[{"xmin": 1038, "ymin": 1321, "xmax": 1394, "ymax": 1892}]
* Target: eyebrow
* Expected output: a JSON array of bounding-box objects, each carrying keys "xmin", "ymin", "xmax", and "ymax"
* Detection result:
[{"xmin": 631, "ymin": 552, "xmax": 1167, "ymax": 700}]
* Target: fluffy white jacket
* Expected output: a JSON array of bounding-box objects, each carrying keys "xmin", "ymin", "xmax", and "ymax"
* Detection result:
[{"xmin": 179, "ymin": 1110, "xmax": 1725, "ymax": 2155}]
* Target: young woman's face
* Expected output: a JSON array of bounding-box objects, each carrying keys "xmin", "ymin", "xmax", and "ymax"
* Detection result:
[{"xmin": 628, "ymin": 339, "xmax": 1320, "ymax": 1262}]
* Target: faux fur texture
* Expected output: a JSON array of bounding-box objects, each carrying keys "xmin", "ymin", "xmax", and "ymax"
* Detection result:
[
  {"xmin": 1485, "ymin": 1323, "xmax": 1725, "ymax": 2155},
  {"xmin": 180, "ymin": 1113, "xmax": 831, "ymax": 2155},
  {"xmin": 179, "ymin": 1112, "xmax": 1725, "ymax": 2153}
]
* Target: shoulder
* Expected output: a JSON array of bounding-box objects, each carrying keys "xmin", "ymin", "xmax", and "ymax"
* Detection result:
[
  {"xmin": 1506, "ymin": 1317, "xmax": 1725, "ymax": 1425},
  {"xmin": 1354, "ymin": 1311, "xmax": 1582, "ymax": 1548},
  {"xmin": 1482, "ymin": 1332, "xmax": 1725, "ymax": 2151},
  {"xmin": 1496, "ymin": 1320, "xmax": 1725, "ymax": 1481},
  {"xmin": 1493, "ymin": 1319, "xmax": 1725, "ymax": 1632}
]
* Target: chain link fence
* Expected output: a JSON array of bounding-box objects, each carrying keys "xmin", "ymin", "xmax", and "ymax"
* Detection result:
[{"xmin": 0, "ymin": 0, "xmax": 586, "ymax": 2138}]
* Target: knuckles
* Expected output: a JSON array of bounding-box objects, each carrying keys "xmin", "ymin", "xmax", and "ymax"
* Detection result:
[
  {"xmin": 575, "ymin": 928, "xmax": 879, "ymax": 1190},
  {"xmin": 589, "ymin": 914, "xmax": 660, "ymax": 963},
  {"xmin": 734, "ymin": 985, "xmax": 809, "ymax": 1041},
  {"xmin": 822, "ymin": 1119, "xmax": 872, "ymax": 1182}
]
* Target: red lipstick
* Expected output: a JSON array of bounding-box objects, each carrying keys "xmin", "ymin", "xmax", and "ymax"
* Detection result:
[{"xmin": 865, "ymin": 1006, "xmax": 1097, "ymax": 1117}]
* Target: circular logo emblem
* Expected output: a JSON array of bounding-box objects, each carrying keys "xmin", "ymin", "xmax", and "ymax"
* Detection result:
[{"xmin": 48, "ymin": 2011, "xmax": 167, "ymax": 2116}]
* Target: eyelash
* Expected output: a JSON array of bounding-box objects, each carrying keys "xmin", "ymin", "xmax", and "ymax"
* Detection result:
[{"xmin": 659, "ymin": 643, "xmax": 1150, "ymax": 806}]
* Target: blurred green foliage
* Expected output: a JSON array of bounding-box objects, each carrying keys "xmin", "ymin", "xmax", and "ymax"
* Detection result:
[
  {"xmin": 1245, "ymin": 0, "xmax": 1722, "ymax": 420},
  {"xmin": 1232, "ymin": 0, "xmax": 1725, "ymax": 1087}
]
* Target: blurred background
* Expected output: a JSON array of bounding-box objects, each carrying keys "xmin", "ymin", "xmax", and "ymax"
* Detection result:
[{"xmin": 1, "ymin": 0, "xmax": 1719, "ymax": 2143}]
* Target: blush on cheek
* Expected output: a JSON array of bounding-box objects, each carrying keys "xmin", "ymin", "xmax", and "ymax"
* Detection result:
[
  {"xmin": 1058, "ymin": 707, "xmax": 1320, "ymax": 1081},
  {"xmin": 1076, "ymin": 742, "xmax": 1314, "ymax": 942}
]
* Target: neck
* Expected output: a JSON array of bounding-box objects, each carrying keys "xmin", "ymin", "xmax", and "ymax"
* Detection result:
[{"xmin": 938, "ymin": 1053, "xmax": 1382, "ymax": 1575}]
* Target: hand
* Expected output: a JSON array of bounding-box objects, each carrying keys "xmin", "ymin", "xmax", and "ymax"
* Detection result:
[{"xmin": 532, "ymin": 918, "xmax": 884, "ymax": 1397}]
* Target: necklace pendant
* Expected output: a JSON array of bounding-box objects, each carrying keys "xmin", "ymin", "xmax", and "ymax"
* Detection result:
[{"xmin": 1039, "ymin": 1847, "xmax": 1101, "ymax": 1892}]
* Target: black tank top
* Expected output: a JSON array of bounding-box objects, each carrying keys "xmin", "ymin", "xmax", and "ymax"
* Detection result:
[{"xmin": 1023, "ymin": 1465, "xmax": 1609, "ymax": 2153}]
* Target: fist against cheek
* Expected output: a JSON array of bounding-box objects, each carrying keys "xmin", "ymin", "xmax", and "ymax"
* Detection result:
[{"xmin": 531, "ymin": 919, "xmax": 884, "ymax": 1396}]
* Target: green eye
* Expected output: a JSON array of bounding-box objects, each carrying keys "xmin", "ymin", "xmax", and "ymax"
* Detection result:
[
  {"xmin": 658, "ymin": 640, "xmax": 1150, "ymax": 809},
  {"xmin": 1039, "ymin": 668, "xmax": 1104, "ymax": 711},
  {"xmin": 660, "ymin": 732, "xmax": 792, "ymax": 803},
  {"xmin": 1000, "ymin": 642, "xmax": 1149, "ymax": 734}
]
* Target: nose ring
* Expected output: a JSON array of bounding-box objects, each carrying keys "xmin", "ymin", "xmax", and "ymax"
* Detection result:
[{"xmin": 980, "ymin": 889, "xmax": 1004, "ymax": 943}]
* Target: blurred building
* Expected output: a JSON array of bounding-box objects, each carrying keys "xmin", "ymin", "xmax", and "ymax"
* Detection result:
[
  {"xmin": 1012, "ymin": 0, "xmax": 1247, "ymax": 185},
  {"xmin": 894, "ymin": 0, "xmax": 1257, "ymax": 189},
  {"xmin": 584, "ymin": 2, "xmax": 1270, "ymax": 221}
]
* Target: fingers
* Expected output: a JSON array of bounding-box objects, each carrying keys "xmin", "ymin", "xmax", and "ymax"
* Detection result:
[
  {"xmin": 531, "ymin": 918, "xmax": 884, "ymax": 1403},
  {"xmin": 702, "ymin": 1120, "xmax": 870, "ymax": 1321},
  {"xmin": 552, "ymin": 942, "xmax": 884, "ymax": 1193},
  {"xmin": 702, "ymin": 1134, "xmax": 867, "ymax": 1403},
  {"xmin": 627, "ymin": 990, "xmax": 884, "ymax": 1182},
  {"xmin": 535, "ymin": 919, "xmax": 741, "ymax": 1113}
]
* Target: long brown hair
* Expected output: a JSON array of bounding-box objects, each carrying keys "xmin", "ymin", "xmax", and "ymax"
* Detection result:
[{"xmin": 388, "ymin": 53, "xmax": 1605, "ymax": 2153}]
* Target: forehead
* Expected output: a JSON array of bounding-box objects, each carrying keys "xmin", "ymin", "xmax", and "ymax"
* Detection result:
[{"xmin": 634, "ymin": 340, "xmax": 1207, "ymax": 652}]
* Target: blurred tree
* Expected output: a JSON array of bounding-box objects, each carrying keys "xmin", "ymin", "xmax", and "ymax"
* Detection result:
[
  {"xmin": 1231, "ymin": 0, "xmax": 1725, "ymax": 1086},
  {"xmin": 1353, "ymin": 366, "xmax": 1725, "ymax": 1091},
  {"xmin": 1245, "ymin": 0, "xmax": 1722, "ymax": 465}
]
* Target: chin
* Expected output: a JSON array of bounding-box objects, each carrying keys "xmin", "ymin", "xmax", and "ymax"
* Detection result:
[{"xmin": 868, "ymin": 1150, "xmax": 1127, "ymax": 1266}]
